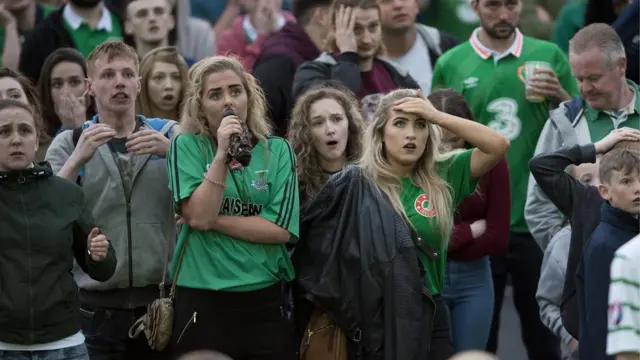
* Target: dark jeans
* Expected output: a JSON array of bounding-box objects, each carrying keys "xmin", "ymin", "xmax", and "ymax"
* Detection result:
[
  {"xmin": 170, "ymin": 283, "xmax": 295, "ymax": 360},
  {"xmin": 486, "ymin": 232, "xmax": 561, "ymax": 360},
  {"xmin": 0, "ymin": 344, "xmax": 89, "ymax": 360},
  {"xmin": 80, "ymin": 306, "xmax": 166, "ymax": 360}
]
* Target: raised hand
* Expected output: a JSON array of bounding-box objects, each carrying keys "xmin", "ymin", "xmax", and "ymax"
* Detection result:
[
  {"xmin": 54, "ymin": 91, "xmax": 87, "ymax": 129},
  {"xmin": 594, "ymin": 128, "xmax": 640, "ymax": 154},
  {"xmin": 392, "ymin": 90, "xmax": 439, "ymax": 122},
  {"xmin": 334, "ymin": 5, "xmax": 357, "ymax": 54},
  {"xmin": 71, "ymin": 124, "xmax": 116, "ymax": 166},
  {"xmin": 216, "ymin": 114, "xmax": 244, "ymax": 156},
  {"xmin": 87, "ymin": 228, "xmax": 109, "ymax": 262},
  {"xmin": 126, "ymin": 129, "xmax": 171, "ymax": 157}
]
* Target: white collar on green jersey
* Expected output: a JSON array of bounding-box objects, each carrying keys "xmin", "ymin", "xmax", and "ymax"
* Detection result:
[
  {"xmin": 63, "ymin": 3, "xmax": 113, "ymax": 32},
  {"xmin": 469, "ymin": 28, "xmax": 523, "ymax": 61}
]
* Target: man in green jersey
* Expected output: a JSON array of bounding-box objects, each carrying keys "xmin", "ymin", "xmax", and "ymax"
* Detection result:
[{"xmin": 431, "ymin": 0, "xmax": 579, "ymax": 358}]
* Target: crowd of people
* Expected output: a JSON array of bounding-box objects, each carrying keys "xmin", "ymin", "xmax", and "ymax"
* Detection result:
[{"xmin": 0, "ymin": 0, "xmax": 638, "ymax": 360}]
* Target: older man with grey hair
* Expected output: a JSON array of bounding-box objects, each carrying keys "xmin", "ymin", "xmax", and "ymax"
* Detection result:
[{"xmin": 525, "ymin": 22, "xmax": 640, "ymax": 343}]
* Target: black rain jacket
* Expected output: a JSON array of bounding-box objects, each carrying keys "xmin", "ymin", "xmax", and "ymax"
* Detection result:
[{"xmin": 292, "ymin": 165, "xmax": 437, "ymax": 360}]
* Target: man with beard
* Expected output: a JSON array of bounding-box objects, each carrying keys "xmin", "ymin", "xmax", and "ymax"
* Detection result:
[
  {"xmin": 45, "ymin": 41, "xmax": 178, "ymax": 360},
  {"xmin": 0, "ymin": 0, "xmax": 56, "ymax": 70},
  {"xmin": 19, "ymin": 0, "xmax": 131, "ymax": 84},
  {"xmin": 431, "ymin": 0, "xmax": 579, "ymax": 359},
  {"xmin": 292, "ymin": 0, "xmax": 419, "ymax": 121},
  {"xmin": 378, "ymin": 0, "xmax": 458, "ymax": 95}
]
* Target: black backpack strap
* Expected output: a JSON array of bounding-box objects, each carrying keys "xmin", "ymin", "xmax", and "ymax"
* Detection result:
[{"xmin": 72, "ymin": 128, "xmax": 84, "ymax": 185}]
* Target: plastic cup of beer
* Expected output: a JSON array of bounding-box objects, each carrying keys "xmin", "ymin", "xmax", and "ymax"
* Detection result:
[{"xmin": 524, "ymin": 61, "xmax": 552, "ymax": 103}]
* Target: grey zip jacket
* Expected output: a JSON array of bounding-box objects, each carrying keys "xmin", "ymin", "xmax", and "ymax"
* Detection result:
[
  {"xmin": 537, "ymin": 226, "xmax": 579, "ymax": 360},
  {"xmin": 525, "ymin": 97, "xmax": 587, "ymax": 250},
  {"xmin": 45, "ymin": 116, "xmax": 179, "ymax": 309}
]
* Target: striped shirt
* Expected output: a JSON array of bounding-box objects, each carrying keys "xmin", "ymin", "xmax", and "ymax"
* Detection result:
[{"xmin": 607, "ymin": 234, "xmax": 640, "ymax": 355}]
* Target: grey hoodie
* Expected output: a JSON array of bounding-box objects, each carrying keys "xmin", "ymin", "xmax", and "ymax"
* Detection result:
[
  {"xmin": 45, "ymin": 117, "xmax": 179, "ymax": 309},
  {"xmin": 175, "ymin": 0, "xmax": 215, "ymax": 61},
  {"xmin": 525, "ymin": 98, "xmax": 588, "ymax": 250},
  {"xmin": 536, "ymin": 226, "xmax": 579, "ymax": 360}
]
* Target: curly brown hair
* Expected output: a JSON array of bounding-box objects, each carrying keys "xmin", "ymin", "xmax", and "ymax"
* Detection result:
[{"xmin": 288, "ymin": 85, "xmax": 365, "ymax": 201}]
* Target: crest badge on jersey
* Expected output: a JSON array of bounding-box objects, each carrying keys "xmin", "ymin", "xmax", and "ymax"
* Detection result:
[
  {"xmin": 608, "ymin": 301, "xmax": 624, "ymax": 327},
  {"xmin": 414, "ymin": 194, "xmax": 437, "ymax": 218},
  {"xmin": 251, "ymin": 170, "xmax": 269, "ymax": 191}
]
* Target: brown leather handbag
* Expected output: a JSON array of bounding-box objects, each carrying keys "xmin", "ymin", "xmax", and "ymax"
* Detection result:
[
  {"xmin": 299, "ymin": 308, "xmax": 348, "ymax": 360},
  {"xmin": 128, "ymin": 219, "xmax": 189, "ymax": 351}
]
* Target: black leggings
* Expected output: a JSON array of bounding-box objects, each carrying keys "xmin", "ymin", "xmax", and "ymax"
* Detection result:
[{"xmin": 170, "ymin": 284, "xmax": 295, "ymax": 360}]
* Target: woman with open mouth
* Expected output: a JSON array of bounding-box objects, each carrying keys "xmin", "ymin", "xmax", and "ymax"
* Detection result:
[
  {"xmin": 136, "ymin": 46, "xmax": 189, "ymax": 121},
  {"xmin": 0, "ymin": 98, "xmax": 116, "ymax": 360},
  {"xmin": 294, "ymin": 88, "xmax": 510, "ymax": 360}
]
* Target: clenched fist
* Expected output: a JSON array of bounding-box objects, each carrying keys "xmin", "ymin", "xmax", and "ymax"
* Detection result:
[{"xmin": 87, "ymin": 228, "xmax": 109, "ymax": 262}]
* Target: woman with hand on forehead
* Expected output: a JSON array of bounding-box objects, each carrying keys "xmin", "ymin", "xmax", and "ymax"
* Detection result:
[
  {"xmin": 295, "ymin": 88, "xmax": 510, "ymax": 360},
  {"xmin": 0, "ymin": 99, "xmax": 116, "ymax": 360}
]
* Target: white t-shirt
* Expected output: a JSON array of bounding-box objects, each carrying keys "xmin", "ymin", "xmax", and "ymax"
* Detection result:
[
  {"xmin": 388, "ymin": 35, "xmax": 433, "ymax": 94},
  {"xmin": 607, "ymin": 234, "xmax": 640, "ymax": 356}
]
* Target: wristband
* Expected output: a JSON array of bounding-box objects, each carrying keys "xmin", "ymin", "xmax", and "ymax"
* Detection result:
[{"xmin": 203, "ymin": 173, "xmax": 226, "ymax": 188}]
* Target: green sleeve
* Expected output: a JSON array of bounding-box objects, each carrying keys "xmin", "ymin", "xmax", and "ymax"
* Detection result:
[
  {"xmin": 438, "ymin": 149, "xmax": 479, "ymax": 207},
  {"xmin": 553, "ymin": 46, "xmax": 580, "ymax": 98},
  {"xmin": 259, "ymin": 138, "xmax": 300, "ymax": 240},
  {"xmin": 166, "ymin": 133, "xmax": 209, "ymax": 212},
  {"xmin": 431, "ymin": 59, "xmax": 447, "ymax": 91}
]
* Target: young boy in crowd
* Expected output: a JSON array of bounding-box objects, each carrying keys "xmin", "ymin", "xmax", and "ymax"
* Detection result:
[
  {"xmin": 529, "ymin": 128, "xmax": 640, "ymax": 358},
  {"xmin": 580, "ymin": 140, "xmax": 640, "ymax": 360},
  {"xmin": 607, "ymin": 233, "xmax": 640, "ymax": 360}
]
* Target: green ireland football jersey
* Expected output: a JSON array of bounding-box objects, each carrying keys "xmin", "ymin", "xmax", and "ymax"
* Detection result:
[
  {"xmin": 166, "ymin": 133, "xmax": 299, "ymax": 292},
  {"xmin": 401, "ymin": 149, "xmax": 478, "ymax": 295},
  {"xmin": 432, "ymin": 31, "xmax": 579, "ymax": 233}
]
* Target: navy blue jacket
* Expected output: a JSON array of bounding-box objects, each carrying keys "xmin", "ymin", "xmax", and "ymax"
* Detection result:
[{"xmin": 577, "ymin": 202, "xmax": 640, "ymax": 360}]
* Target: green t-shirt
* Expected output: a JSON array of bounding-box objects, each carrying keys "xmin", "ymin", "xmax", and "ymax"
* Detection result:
[
  {"xmin": 166, "ymin": 133, "xmax": 300, "ymax": 292},
  {"xmin": 431, "ymin": 35, "xmax": 580, "ymax": 233},
  {"xmin": 401, "ymin": 149, "xmax": 478, "ymax": 295},
  {"xmin": 552, "ymin": 1, "xmax": 586, "ymax": 54},
  {"xmin": 0, "ymin": 3, "xmax": 56, "ymax": 65},
  {"xmin": 63, "ymin": 12, "xmax": 123, "ymax": 58}
]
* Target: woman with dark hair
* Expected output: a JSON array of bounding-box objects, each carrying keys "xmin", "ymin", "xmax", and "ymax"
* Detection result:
[
  {"xmin": 0, "ymin": 67, "xmax": 49, "ymax": 162},
  {"xmin": 431, "ymin": 89, "xmax": 511, "ymax": 353},
  {"xmin": 0, "ymin": 98, "xmax": 116, "ymax": 360},
  {"xmin": 288, "ymin": 85, "xmax": 365, "ymax": 205},
  {"xmin": 38, "ymin": 48, "xmax": 95, "ymax": 138}
]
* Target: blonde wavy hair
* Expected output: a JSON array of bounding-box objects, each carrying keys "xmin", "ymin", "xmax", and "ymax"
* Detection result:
[
  {"xmin": 288, "ymin": 85, "xmax": 365, "ymax": 200},
  {"xmin": 180, "ymin": 56, "xmax": 272, "ymax": 144},
  {"xmin": 360, "ymin": 88, "xmax": 455, "ymax": 238},
  {"xmin": 136, "ymin": 46, "xmax": 189, "ymax": 120}
]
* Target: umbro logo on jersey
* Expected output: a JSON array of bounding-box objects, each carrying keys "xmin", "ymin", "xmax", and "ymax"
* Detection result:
[{"xmin": 463, "ymin": 77, "xmax": 479, "ymax": 89}]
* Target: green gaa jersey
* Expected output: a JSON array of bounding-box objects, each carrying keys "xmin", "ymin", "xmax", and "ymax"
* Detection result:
[
  {"xmin": 167, "ymin": 133, "xmax": 299, "ymax": 292},
  {"xmin": 432, "ymin": 29, "xmax": 579, "ymax": 233},
  {"xmin": 401, "ymin": 149, "xmax": 478, "ymax": 295}
]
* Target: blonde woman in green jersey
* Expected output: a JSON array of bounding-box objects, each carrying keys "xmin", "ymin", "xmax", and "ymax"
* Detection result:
[
  {"xmin": 295, "ymin": 88, "xmax": 509, "ymax": 360},
  {"xmin": 166, "ymin": 56, "xmax": 299, "ymax": 360}
]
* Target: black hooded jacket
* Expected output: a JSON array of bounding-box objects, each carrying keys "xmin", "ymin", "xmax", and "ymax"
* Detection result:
[
  {"xmin": 293, "ymin": 165, "xmax": 437, "ymax": 360},
  {"xmin": 0, "ymin": 163, "xmax": 116, "ymax": 344},
  {"xmin": 252, "ymin": 22, "xmax": 321, "ymax": 137}
]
